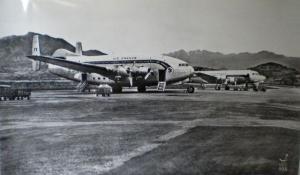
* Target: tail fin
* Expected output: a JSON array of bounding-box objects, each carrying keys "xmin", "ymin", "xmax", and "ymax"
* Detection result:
[
  {"xmin": 32, "ymin": 35, "xmax": 41, "ymax": 71},
  {"xmin": 75, "ymin": 42, "xmax": 82, "ymax": 56},
  {"xmin": 32, "ymin": 35, "xmax": 40, "ymax": 56}
]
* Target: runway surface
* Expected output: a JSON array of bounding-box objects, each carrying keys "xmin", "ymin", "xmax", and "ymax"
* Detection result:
[{"xmin": 0, "ymin": 88, "xmax": 299, "ymax": 175}]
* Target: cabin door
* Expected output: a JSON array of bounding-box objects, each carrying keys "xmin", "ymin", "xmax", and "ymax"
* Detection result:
[
  {"xmin": 81, "ymin": 73, "xmax": 87, "ymax": 81},
  {"xmin": 158, "ymin": 70, "xmax": 166, "ymax": 81}
]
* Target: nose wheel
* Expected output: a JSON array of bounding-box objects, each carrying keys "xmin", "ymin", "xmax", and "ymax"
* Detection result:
[{"xmin": 187, "ymin": 86, "xmax": 195, "ymax": 93}]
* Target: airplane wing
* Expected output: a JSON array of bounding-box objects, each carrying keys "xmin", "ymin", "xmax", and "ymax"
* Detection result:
[
  {"xmin": 27, "ymin": 55, "xmax": 117, "ymax": 77},
  {"xmin": 193, "ymin": 71, "xmax": 218, "ymax": 83},
  {"xmin": 189, "ymin": 76, "xmax": 208, "ymax": 84}
]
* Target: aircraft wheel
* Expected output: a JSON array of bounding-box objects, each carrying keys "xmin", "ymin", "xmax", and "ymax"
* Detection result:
[
  {"xmin": 215, "ymin": 85, "xmax": 221, "ymax": 90},
  {"xmin": 187, "ymin": 86, "xmax": 195, "ymax": 93},
  {"xmin": 225, "ymin": 86, "xmax": 230, "ymax": 90},
  {"xmin": 137, "ymin": 85, "xmax": 146, "ymax": 93},
  {"xmin": 260, "ymin": 87, "xmax": 266, "ymax": 92}
]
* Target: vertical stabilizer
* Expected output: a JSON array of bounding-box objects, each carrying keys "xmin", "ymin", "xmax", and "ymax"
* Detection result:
[
  {"xmin": 75, "ymin": 42, "xmax": 82, "ymax": 56},
  {"xmin": 32, "ymin": 35, "xmax": 40, "ymax": 56},
  {"xmin": 32, "ymin": 35, "xmax": 41, "ymax": 71}
]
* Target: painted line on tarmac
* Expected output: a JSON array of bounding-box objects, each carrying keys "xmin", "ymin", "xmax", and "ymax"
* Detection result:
[
  {"xmin": 0, "ymin": 120, "xmax": 183, "ymax": 131},
  {"xmin": 1, "ymin": 118, "xmax": 299, "ymax": 132},
  {"xmin": 1, "ymin": 118, "xmax": 299, "ymax": 174},
  {"xmin": 81, "ymin": 120, "xmax": 202, "ymax": 174},
  {"xmin": 75, "ymin": 118, "xmax": 300, "ymax": 174},
  {"xmin": 85, "ymin": 144, "xmax": 160, "ymax": 174}
]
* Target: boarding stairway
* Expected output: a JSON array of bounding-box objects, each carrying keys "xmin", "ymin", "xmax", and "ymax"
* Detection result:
[
  {"xmin": 157, "ymin": 81, "xmax": 166, "ymax": 91},
  {"xmin": 76, "ymin": 80, "xmax": 88, "ymax": 92}
]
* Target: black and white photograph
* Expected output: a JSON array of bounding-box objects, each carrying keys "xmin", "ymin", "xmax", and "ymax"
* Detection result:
[{"xmin": 0, "ymin": 0, "xmax": 299, "ymax": 174}]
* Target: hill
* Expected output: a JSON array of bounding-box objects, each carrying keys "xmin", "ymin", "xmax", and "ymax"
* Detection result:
[
  {"xmin": 165, "ymin": 49, "xmax": 300, "ymax": 71},
  {"xmin": 250, "ymin": 62, "xmax": 300, "ymax": 86},
  {"xmin": 0, "ymin": 32, "xmax": 106, "ymax": 79}
]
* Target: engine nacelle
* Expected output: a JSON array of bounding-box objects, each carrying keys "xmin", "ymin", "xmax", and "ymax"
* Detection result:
[
  {"xmin": 113, "ymin": 66, "xmax": 128, "ymax": 76},
  {"xmin": 132, "ymin": 66, "xmax": 151, "ymax": 75},
  {"xmin": 111, "ymin": 65, "xmax": 152, "ymax": 78}
]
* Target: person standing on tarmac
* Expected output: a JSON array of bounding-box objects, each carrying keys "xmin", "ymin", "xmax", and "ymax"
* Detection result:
[{"xmin": 278, "ymin": 153, "xmax": 288, "ymax": 175}]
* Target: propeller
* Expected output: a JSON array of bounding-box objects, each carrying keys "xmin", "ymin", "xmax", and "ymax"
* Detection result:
[
  {"xmin": 128, "ymin": 76, "xmax": 133, "ymax": 87},
  {"xmin": 126, "ymin": 67, "xmax": 134, "ymax": 87},
  {"xmin": 144, "ymin": 69, "xmax": 153, "ymax": 80},
  {"xmin": 116, "ymin": 65, "xmax": 153, "ymax": 87}
]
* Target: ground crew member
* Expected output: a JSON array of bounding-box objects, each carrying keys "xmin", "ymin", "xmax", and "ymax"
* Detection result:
[{"xmin": 278, "ymin": 153, "xmax": 288, "ymax": 174}]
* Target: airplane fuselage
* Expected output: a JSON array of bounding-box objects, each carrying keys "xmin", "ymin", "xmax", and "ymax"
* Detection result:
[
  {"xmin": 48, "ymin": 54, "xmax": 194, "ymax": 88},
  {"xmin": 198, "ymin": 70, "xmax": 266, "ymax": 84}
]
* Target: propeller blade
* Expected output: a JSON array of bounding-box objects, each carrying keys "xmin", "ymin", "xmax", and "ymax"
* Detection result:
[
  {"xmin": 144, "ymin": 72, "xmax": 151, "ymax": 80},
  {"xmin": 128, "ymin": 76, "xmax": 133, "ymax": 87},
  {"xmin": 144, "ymin": 70, "xmax": 153, "ymax": 80}
]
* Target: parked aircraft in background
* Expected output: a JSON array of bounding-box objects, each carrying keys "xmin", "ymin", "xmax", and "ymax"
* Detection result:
[
  {"xmin": 28, "ymin": 35, "xmax": 196, "ymax": 93},
  {"xmin": 194, "ymin": 70, "xmax": 267, "ymax": 91}
]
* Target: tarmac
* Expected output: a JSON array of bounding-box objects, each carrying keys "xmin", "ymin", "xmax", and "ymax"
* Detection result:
[{"xmin": 0, "ymin": 88, "xmax": 299, "ymax": 175}]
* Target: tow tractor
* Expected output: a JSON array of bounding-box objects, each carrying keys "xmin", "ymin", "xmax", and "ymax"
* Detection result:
[{"xmin": 0, "ymin": 85, "xmax": 31, "ymax": 101}]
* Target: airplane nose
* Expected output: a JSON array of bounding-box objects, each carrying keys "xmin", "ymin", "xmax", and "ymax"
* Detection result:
[{"xmin": 261, "ymin": 75, "xmax": 266, "ymax": 81}]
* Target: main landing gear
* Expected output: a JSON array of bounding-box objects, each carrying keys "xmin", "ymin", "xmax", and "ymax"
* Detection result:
[{"xmin": 186, "ymin": 86, "xmax": 195, "ymax": 93}]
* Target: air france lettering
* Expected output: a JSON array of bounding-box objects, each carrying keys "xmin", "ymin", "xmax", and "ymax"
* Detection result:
[{"xmin": 113, "ymin": 57, "xmax": 137, "ymax": 60}]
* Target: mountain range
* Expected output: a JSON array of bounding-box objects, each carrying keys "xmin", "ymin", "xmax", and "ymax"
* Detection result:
[{"xmin": 165, "ymin": 49, "xmax": 300, "ymax": 71}]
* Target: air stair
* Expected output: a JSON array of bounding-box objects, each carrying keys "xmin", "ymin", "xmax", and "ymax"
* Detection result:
[
  {"xmin": 76, "ymin": 80, "xmax": 88, "ymax": 92},
  {"xmin": 157, "ymin": 81, "xmax": 166, "ymax": 91}
]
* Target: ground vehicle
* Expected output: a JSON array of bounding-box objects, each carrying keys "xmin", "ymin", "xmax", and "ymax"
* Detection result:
[
  {"xmin": 96, "ymin": 84, "xmax": 112, "ymax": 97},
  {"xmin": 0, "ymin": 85, "xmax": 31, "ymax": 101}
]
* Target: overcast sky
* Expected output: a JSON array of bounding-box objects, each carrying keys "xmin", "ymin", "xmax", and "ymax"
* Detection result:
[{"xmin": 0, "ymin": 0, "xmax": 300, "ymax": 56}]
